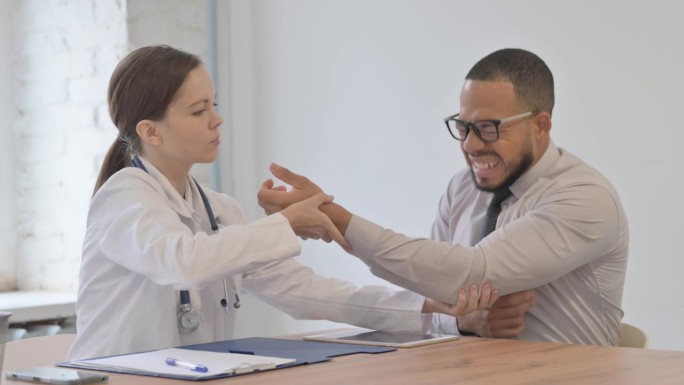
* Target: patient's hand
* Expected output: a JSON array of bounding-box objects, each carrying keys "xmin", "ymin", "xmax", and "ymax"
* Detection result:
[
  {"xmin": 455, "ymin": 289, "xmax": 536, "ymax": 338},
  {"xmin": 258, "ymin": 163, "xmax": 323, "ymax": 215},
  {"xmin": 422, "ymin": 283, "xmax": 498, "ymax": 317}
]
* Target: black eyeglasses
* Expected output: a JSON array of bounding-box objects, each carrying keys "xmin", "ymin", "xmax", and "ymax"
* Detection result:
[{"xmin": 444, "ymin": 111, "xmax": 540, "ymax": 143}]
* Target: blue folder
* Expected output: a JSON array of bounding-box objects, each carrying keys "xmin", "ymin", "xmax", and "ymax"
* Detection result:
[{"xmin": 180, "ymin": 337, "xmax": 396, "ymax": 368}]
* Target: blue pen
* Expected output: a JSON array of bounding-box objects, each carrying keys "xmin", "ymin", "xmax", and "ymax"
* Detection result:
[{"xmin": 165, "ymin": 357, "xmax": 209, "ymax": 373}]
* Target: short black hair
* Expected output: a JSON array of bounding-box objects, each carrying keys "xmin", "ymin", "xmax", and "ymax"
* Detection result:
[{"xmin": 466, "ymin": 48, "xmax": 554, "ymax": 115}]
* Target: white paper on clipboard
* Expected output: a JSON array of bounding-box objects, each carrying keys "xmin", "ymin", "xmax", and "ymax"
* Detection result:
[{"xmin": 62, "ymin": 348, "xmax": 295, "ymax": 380}]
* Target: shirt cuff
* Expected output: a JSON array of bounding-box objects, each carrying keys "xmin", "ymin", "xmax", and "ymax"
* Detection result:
[
  {"xmin": 383, "ymin": 292, "xmax": 429, "ymax": 333},
  {"xmin": 426, "ymin": 313, "xmax": 460, "ymax": 336}
]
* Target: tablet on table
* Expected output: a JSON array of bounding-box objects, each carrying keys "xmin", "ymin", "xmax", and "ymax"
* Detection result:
[{"xmin": 303, "ymin": 328, "xmax": 459, "ymax": 348}]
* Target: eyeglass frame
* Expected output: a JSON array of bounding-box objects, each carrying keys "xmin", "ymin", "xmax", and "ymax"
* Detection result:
[{"xmin": 444, "ymin": 110, "xmax": 541, "ymax": 143}]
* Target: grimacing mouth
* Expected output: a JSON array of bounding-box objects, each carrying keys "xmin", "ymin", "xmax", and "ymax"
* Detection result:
[{"xmin": 470, "ymin": 158, "xmax": 501, "ymax": 170}]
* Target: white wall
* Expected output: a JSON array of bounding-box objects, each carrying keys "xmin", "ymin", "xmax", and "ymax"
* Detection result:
[
  {"xmin": 219, "ymin": 0, "xmax": 684, "ymax": 350},
  {"xmin": 0, "ymin": 0, "xmax": 17, "ymax": 291},
  {"xmin": 12, "ymin": 0, "xmax": 128, "ymax": 291}
]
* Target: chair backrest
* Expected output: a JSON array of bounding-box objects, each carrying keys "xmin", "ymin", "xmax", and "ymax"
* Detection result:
[
  {"xmin": 619, "ymin": 323, "xmax": 648, "ymax": 348},
  {"xmin": 2, "ymin": 334, "xmax": 77, "ymax": 370},
  {"xmin": 0, "ymin": 311, "xmax": 11, "ymax": 345}
]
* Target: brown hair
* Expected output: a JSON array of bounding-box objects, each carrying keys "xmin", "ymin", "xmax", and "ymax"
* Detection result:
[{"xmin": 93, "ymin": 45, "xmax": 202, "ymax": 195}]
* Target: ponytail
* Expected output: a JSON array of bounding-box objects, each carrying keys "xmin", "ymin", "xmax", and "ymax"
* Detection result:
[{"xmin": 93, "ymin": 137, "xmax": 130, "ymax": 196}]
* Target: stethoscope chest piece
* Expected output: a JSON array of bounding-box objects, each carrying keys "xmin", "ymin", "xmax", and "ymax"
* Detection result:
[{"xmin": 177, "ymin": 291, "xmax": 199, "ymax": 333}]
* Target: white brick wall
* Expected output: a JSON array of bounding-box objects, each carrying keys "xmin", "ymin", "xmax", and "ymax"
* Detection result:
[
  {"xmin": 4, "ymin": 0, "xmax": 210, "ymax": 291},
  {"xmin": 0, "ymin": 0, "xmax": 18, "ymax": 291},
  {"xmin": 13, "ymin": 0, "xmax": 128, "ymax": 291}
]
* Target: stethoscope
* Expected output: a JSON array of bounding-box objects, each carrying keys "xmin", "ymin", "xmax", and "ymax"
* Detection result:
[{"xmin": 130, "ymin": 156, "xmax": 241, "ymax": 334}]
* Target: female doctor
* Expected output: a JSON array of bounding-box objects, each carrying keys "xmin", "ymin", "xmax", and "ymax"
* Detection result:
[{"xmin": 68, "ymin": 45, "xmax": 496, "ymax": 360}]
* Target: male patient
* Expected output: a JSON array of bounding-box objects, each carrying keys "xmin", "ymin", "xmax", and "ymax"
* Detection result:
[{"xmin": 258, "ymin": 48, "xmax": 629, "ymax": 346}]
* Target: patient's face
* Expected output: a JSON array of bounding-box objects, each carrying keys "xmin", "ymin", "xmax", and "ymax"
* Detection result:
[{"xmin": 458, "ymin": 80, "xmax": 536, "ymax": 192}]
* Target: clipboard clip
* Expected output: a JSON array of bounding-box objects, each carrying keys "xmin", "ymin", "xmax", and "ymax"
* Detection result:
[{"xmin": 225, "ymin": 361, "xmax": 277, "ymax": 375}]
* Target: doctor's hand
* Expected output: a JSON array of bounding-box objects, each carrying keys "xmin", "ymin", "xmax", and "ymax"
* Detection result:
[
  {"xmin": 280, "ymin": 193, "xmax": 352, "ymax": 252},
  {"xmin": 422, "ymin": 283, "xmax": 498, "ymax": 317},
  {"xmin": 258, "ymin": 163, "xmax": 324, "ymax": 215},
  {"xmin": 455, "ymin": 289, "xmax": 536, "ymax": 338}
]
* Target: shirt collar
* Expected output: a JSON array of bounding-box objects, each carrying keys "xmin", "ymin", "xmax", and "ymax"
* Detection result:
[
  {"xmin": 135, "ymin": 156, "xmax": 198, "ymax": 218},
  {"xmin": 509, "ymin": 140, "xmax": 560, "ymax": 198}
]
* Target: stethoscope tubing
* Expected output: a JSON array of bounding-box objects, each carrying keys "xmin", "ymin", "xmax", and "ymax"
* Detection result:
[{"xmin": 131, "ymin": 156, "xmax": 241, "ymax": 314}]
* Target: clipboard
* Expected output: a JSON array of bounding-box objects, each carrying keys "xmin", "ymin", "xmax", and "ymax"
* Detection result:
[
  {"xmin": 59, "ymin": 347, "xmax": 294, "ymax": 381},
  {"xmin": 59, "ymin": 337, "xmax": 396, "ymax": 381}
]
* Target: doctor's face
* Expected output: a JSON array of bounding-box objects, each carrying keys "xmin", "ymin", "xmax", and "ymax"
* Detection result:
[{"xmin": 155, "ymin": 66, "xmax": 223, "ymax": 168}]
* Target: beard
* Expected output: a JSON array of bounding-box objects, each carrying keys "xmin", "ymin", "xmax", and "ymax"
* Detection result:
[{"xmin": 470, "ymin": 139, "xmax": 534, "ymax": 193}]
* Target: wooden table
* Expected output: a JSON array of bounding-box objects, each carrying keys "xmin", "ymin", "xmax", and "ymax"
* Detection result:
[{"xmin": 4, "ymin": 336, "xmax": 684, "ymax": 384}]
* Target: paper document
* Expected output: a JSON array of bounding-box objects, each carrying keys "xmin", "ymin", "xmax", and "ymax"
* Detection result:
[{"xmin": 65, "ymin": 347, "xmax": 295, "ymax": 379}]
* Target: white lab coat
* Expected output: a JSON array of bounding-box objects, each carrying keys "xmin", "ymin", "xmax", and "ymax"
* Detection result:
[{"xmin": 68, "ymin": 159, "xmax": 428, "ymax": 360}]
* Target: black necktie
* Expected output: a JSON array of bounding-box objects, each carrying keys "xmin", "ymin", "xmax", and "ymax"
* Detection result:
[{"xmin": 481, "ymin": 188, "xmax": 512, "ymax": 239}]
